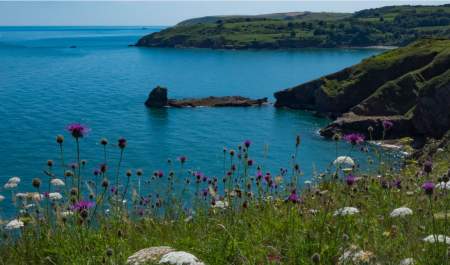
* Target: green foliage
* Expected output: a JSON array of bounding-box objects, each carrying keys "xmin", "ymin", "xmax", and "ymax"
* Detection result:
[{"xmin": 136, "ymin": 5, "xmax": 450, "ymax": 49}]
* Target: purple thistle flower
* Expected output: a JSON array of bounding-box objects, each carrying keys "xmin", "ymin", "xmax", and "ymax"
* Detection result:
[
  {"xmin": 244, "ymin": 140, "xmax": 251, "ymax": 148},
  {"xmin": 71, "ymin": 200, "xmax": 95, "ymax": 212},
  {"xmin": 247, "ymin": 159, "xmax": 253, "ymax": 166},
  {"xmin": 422, "ymin": 181, "xmax": 434, "ymax": 196},
  {"xmin": 393, "ymin": 179, "xmax": 402, "ymax": 189},
  {"xmin": 382, "ymin": 120, "xmax": 394, "ymax": 130},
  {"xmin": 66, "ymin": 123, "xmax": 90, "ymax": 138},
  {"xmin": 287, "ymin": 190, "xmax": 300, "ymax": 203},
  {"xmin": 343, "ymin": 133, "xmax": 365, "ymax": 145},
  {"xmin": 118, "ymin": 138, "xmax": 127, "ymax": 149},
  {"xmin": 178, "ymin": 156, "xmax": 187, "ymax": 164},
  {"xmin": 345, "ymin": 175, "xmax": 357, "ymax": 186},
  {"xmin": 93, "ymin": 169, "xmax": 100, "ymax": 176},
  {"xmin": 423, "ymin": 160, "xmax": 433, "ymax": 174}
]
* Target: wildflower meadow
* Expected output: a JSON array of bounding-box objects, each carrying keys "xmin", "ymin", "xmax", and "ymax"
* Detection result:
[{"xmin": 0, "ymin": 123, "xmax": 449, "ymax": 265}]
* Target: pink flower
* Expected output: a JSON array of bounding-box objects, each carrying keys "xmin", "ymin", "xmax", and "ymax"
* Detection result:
[
  {"xmin": 66, "ymin": 123, "xmax": 90, "ymax": 138},
  {"xmin": 343, "ymin": 133, "xmax": 365, "ymax": 145},
  {"xmin": 71, "ymin": 200, "xmax": 94, "ymax": 212}
]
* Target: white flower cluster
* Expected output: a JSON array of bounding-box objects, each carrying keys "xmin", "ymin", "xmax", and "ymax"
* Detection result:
[
  {"xmin": 48, "ymin": 192, "xmax": 63, "ymax": 201},
  {"xmin": 4, "ymin": 176, "xmax": 20, "ymax": 189},
  {"xmin": 390, "ymin": 207, "xmax": 413, "ymax": 218},
  {"xmin": 435, "ymin": 182, "xmax": 450, "ymax": 190},
  {"xmin": 5, "ymin": 219, "xmax": 24, "ymax": 230},
  {"xmin": 423, "ymin": 234, "xmax": 450, "ymax": 244},
  {"xmin": 334, "ymin": 207, "xmax": 359, "ymax": 216},
  {"xmin": 50, "ymin": 178, "xmax": 65, "ymax": 186}
]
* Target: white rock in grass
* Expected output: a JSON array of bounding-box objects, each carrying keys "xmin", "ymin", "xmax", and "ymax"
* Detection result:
[
  {"xmin": 400, "ymin": 258, "xmax": 415, "ymax": 265},
  {"xmin": 423, "ymin": 234, "xmax": 450, "ymax": 244},
  {"xmin": 5, "ymin": 219, "xmax": 24, "ymax": 230},
  {"xmin": 334, "ymin": 207, "xmax": 359, "ymax": 216},
  {"xmin": 126, "ymin": 246, "xmax": 174, "ymax": 265},
  {"xmin": 435, "ymin": 182, "xmax": 450, "ymax": 190},
  {"xmin": 159, "ymin": 251, "xmax": 205, "ymax": 265},
  {"xmin": 50, "ymin": 178, "xmax": 65, "ymax": 187},
  {"xmin": 390, "ymin": 207, "xmax": 413, "ymax": 218},
  {"xmin": 333, "ymin": 156, "xmax": 355, "ymax": 167}
]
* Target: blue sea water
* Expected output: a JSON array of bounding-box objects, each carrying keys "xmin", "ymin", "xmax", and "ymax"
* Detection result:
[{"xmin": 0, "ymin": 26, "xmax": 383, "ymax": 210}]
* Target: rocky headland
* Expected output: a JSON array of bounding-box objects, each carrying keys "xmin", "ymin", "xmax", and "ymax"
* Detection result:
[
  {"xmin": 274, "ymin": 39, "xmax": 450, "ymax": 143},
  {"xmin": 145, "ymin": 86, "xmax": 268, "ymax": 108},
  {"xmin": 135, "ymin": 5, "xmax": 450, "ymax": 50}
]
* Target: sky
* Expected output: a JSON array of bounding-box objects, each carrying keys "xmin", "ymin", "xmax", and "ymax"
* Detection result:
[{"xmin": 0, "ymin": 1, "xmax": 448, "ymax": 26}]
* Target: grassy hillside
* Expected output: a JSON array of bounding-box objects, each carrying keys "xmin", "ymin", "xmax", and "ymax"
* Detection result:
[
  {"xmin": 274, "ymin": 38, "xmax": 450, "ymax": 139},
  {"xmin": 136, "ymin": 5, "xmax": 450, "ymax": 49},
  {"xmin": 1, "ymin": 125, "xmax": 450, "ymax": 264}
]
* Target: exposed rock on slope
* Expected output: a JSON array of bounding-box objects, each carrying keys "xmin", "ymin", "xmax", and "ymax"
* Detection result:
[{"xmin": 274, "ymin": 39, "xmax": 450, "ymax": 139}]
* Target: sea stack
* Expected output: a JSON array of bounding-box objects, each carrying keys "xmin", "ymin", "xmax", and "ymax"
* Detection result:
[{"xmin": 145, "ymin": 86, "xmax": 168, "ymax": 108}]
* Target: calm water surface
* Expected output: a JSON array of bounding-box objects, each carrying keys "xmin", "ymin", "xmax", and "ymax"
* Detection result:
[{"xmin": 0, "ymin": 27, "xmax": 382, "ymax": 209}]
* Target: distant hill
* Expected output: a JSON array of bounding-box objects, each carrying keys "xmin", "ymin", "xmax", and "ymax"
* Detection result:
[{"xmin": 136, "ymin": 5, "xmax": 450, "ymax": 49}]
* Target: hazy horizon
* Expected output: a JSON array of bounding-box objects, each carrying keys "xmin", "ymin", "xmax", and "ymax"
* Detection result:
[{"xmin": 0, "ymin": 1, "xmax": 448, "ymax": 26}]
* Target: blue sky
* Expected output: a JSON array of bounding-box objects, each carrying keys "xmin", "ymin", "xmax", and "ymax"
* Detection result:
[{"xmin": 0, "ymin": 1, "xmax": 447, "ymax": 26}]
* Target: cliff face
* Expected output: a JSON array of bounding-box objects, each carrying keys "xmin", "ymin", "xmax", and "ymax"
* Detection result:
[{"xmin": 274, "ymin": 39, "xmax": 450, "ymax": 140}]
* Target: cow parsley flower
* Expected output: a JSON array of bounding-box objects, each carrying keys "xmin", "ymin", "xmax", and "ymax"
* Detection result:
[
  {"xmin": 334, "ymin": 207, "xmax": 359, "ymax": 216},
  {"xmin": 423, "ymin": 234, "xmax": 450, "ymax": 244},
  {"xmin": 400, "ymin": 258, "xmax": 415, "ymax": 265},
  {"xmin": 435, "ymin": 182, "xmax": 450, "ymax": 190},
  {"xmin": 333, "ymin": 156, "xmax": 355, "ymax": 167},
  {"xmin": 15, "ymin": 193, "xmax": 28, "ymax": 199},
  {"xmin": 4, "ymin": 182, "xmax": 17, "ymax": 189},
  {"xmin": 390, "ymin": 207, "xmax": 413, "ymax": 218},
  {"xmin": 213, "ymin": 200, "xmax": 228, "ymax": 209},
  {"xmin": 0, "ymin": 195, "xmax": 5, "ymax": 202},
  {"xmin": 8, "ymin": 177, "xmax": 20, "ymax": 184},
  {"xmin": 5, "ymin": 219, "xmax": 24, "ymax": 230},
  {"xmin": 50, "ymin": 178, "xmax": 65, "ymax": 187},
  {"xmin": 48, "ymin": 192, "xmax": 63, "ymax": 201}
]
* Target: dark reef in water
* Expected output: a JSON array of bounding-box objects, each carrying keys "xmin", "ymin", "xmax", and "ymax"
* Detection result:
[{"xmin": 145, "ymin": 86, "xmax": 268, "ymax": 108}]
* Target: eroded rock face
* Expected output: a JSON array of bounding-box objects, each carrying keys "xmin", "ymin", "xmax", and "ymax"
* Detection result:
[
  {"xmin": 126, "ymin": 246, "xmax": 174, "ymax": 265},
  {"xmin": 319, "ymin": 113, "xmax": 414, "ymax": 139},
  {"xmin": 145, "ymin": 86, "xmax": 168, "ymax": 108},
  {"xmin": 412, "ymin": 70, "xmax": 450, "ymax": 138}
]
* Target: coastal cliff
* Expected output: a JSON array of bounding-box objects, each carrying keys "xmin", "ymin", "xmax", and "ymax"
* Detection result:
[
  {"xmin": 136, "ymin": 5, "xmax": 450, "ymax": 49},
  {"xmin": 274, "ymin": 39, "xmax": 450, "ymax": 140}
]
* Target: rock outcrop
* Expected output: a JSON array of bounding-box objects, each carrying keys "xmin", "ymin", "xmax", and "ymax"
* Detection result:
[
  {"xmin": 168, "ymin": 96, "xmax": 267, "ymax": 107},
  {"xmin": 145, "ymin": 86, "xmax": 168, "ymax": 108},
  {"xmin": 274, "ymin": 39, "xmax": 450, "ymax": 140},
  {"xmin": 126, "ymin": 246, "xmax": 205, "ymax": 265},
  {"xmin": 145, "ymin": 87, "xmax": 268, "ymax": 108}
]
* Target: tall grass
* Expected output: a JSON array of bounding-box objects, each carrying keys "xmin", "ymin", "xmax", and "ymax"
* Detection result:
[{"xmin": 0, "ymin": 123, "xmax": 449, "ymax": 265}]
